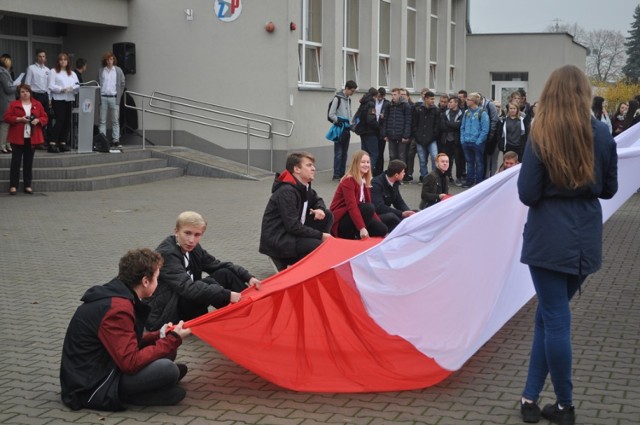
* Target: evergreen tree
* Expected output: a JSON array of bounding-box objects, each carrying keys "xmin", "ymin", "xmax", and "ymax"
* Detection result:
[{"xmin": 623, "ymin": 4, "xmax": 640, "ymax": 82}]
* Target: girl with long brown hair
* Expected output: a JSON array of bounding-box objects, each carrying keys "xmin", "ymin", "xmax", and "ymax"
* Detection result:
[
  {"xmin": 517, "ymin": 65, "xmax": 618, "ymax": 425},
  {"xmin": 330, "ymin": 150, "xmax": 387, "ymax": 239},
  {"xmin": 47, "ymin": 52, "xmax": 79, "ymax": 152}
]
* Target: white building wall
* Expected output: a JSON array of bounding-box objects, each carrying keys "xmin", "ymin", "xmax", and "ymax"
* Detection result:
[{"xmin": 465, "ymin": 33, "xmax": 587, "ymax": 104}]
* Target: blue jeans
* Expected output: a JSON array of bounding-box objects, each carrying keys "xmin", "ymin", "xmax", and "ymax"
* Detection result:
[
  {"xmin": 461, "ymin": 142, "xmax": 485, "ymax": 184},
  {"xmin": 99, "ymin": 95, "xmax": 120, "ymax": 142},
  {"xmin": 333, "ymin": 129, "xmax": 351, "ymax": 178},
  {"xmin": 522, "ymin": 265, "xmax": 584, "ymax": 406},
  {"xmin": 417, "ymin": 141, "xmax": 438, "ymax": 177},
  {"xmin": 360, "ymin": 133, "xmax": 379, "ymax": 170}
]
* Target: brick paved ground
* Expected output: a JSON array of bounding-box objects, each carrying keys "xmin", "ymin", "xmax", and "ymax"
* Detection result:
[{"xmin": 0, "ymin": 172, "xmax": 638, "ymax": 424}]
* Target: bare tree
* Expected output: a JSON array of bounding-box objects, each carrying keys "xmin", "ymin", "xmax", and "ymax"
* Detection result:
[
  {"xmin": 585, "ymin": 30, "xmax": 627, "ymax": 82},
  {"xmin": 546, "ymin": 22, "xmax": 626, "ymax": 82}
]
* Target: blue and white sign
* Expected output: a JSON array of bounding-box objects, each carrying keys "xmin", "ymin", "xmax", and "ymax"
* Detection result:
[{"xmin": 214, "ymin": 0, "xmax": 242, "ymax": 22}]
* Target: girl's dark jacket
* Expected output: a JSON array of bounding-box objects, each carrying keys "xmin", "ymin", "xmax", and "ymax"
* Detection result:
[
  {"xmin": 518, "ymin": 118, "xmax": 618, "ymax": 276},
  {"xmin": 60, "ymin": 278, "xmax": 181, "ymax": 411}
]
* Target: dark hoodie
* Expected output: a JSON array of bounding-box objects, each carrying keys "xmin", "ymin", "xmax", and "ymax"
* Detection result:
[
  {"xmin": 354, "ymin": 93, "xmax": 380, "ymax": 136},
  {"xmin": 60, "ymin": 278, "xmax": 181, "ymax": 411},
  {"xmin": 259, "ymin": 169, "xmax": 328, "ymax": 258}
]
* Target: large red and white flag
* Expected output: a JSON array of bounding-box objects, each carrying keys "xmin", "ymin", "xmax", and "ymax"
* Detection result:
[{"xmin": 187, "ymin": 125, "xmax": 640, "ymax": 392}]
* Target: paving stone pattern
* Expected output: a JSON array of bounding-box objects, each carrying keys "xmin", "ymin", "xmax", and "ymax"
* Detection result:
[{"xmin": 0, "ymin": 173, "xmax": 638, "ymax": 424}]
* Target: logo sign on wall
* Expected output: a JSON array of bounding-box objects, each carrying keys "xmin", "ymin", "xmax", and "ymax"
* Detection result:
[{"xmin": 214, "ymin": 0, "xmax": 242, "ymax": 22}]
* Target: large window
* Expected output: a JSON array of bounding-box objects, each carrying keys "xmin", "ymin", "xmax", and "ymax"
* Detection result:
[
  {"xmin": 343, "ymin": 0, "xmax": 359, "ymax": 85},
  {"xmin": 298, "ymin": 0, "xmax": 322, "ymax": 86},
  {"xmin": 406, "ymin": 1, "xmax": 416, "ymax": 91},
  {"xmin": 378, "ymin": 0, "xmax": 391, "ymax": 88},
  {"xmin": 0, "ymin": 16, "xmax": 62, "ymax": 79},
  {"xmin": 449, "ymin": 5, "xmax": 456, "ymax": 92},
  {"xmin": 429, "ymin": 4, "xmax": 438, "ymax": 91}
]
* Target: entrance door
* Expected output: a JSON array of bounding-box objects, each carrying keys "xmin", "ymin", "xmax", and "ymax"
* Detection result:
[{"xmin": 492, "ymin": 81, "xmax": 528, "ymax": 113}]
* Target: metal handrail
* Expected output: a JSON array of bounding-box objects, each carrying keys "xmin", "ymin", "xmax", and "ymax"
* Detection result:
[
  {"xmin": 124, "ymin": 90, "xmax": 295, "ymax": 174},
  {"xmin": 150, "ymin": 91, "xmax": 295, "ymax": 138}
]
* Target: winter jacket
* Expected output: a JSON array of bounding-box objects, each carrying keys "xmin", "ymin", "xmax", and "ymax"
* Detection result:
[
  {"xmin": 460, "ymin": 106, "xmax": 490, "ymax": 145},
  {"xmin": 440, "ymin": 108, "xmax": 463, "ymax": 145},
  {"xmin": 370, "ymin": 173, "xmax": 411, "ymax": 219},
  {"xmin": 381, "ymin": 100, "xmax": 412, "ymax": 140},
  {"xmin": 518, "ymin": 118, "xmax": 618, "ymax": 275},
  {"xmin": 146, "ymin": 235, "xmax": 253, "ymax": 331},
  {"xmin": 354, "ymin": 94, "xmax": 380, "ymax": 136},
  {"xmin": 412, "ymin": 103, "xmax": 441, "ymax": 145},
  {"xmin": 3, "ymin": 98, "xmax": 49, "ymax": 145},
  {"xmin": 259, "ymin": 170, "xmax": 329, "ymax": 258},
  {"xmin": 60, "ymin": 278, "xmax": 182, "ymax": 411},
  {"xmin": 420, "ymin": 168, "xmax": 449, "ymax": 209}
]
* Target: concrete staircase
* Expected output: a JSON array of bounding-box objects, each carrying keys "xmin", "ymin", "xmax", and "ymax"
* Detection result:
[
  {"xmin": 0, "ymin": 148, "xmax": 183, "ymax": 192},
  {"xmin": 0, "ymin": 146, "xmax": 275, "ymax": 192}
]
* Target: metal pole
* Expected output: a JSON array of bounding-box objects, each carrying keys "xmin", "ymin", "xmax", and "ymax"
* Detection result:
[
  {"xmin": 246, "ymin": 121, "xmax": 251, "ymax": 176},
  {"xmin": 170, "ymin": 96, "xmax": 174, "ymax": 147},
  {"xmin": 141, "ymin": 98, "xmax": 146, "ymax": 150}
]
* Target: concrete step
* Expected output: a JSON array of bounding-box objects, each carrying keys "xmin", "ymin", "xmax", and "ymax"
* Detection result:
[
  {"xmin": 0, "ymin": 148, "xmax": 153, "ymax": 169},
  {"xmin": 0, "ymin": 158, "xmax": 169, "ymax": 180},
  {"xmin": 18, "ymin": 167, "xmax": 184, "ymax": 192}
]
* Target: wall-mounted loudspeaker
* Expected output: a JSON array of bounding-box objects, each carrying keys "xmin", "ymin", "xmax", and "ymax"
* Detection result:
[{"xmin": 112, "ymin": 42, "xmax": 136, "ymax": 75}]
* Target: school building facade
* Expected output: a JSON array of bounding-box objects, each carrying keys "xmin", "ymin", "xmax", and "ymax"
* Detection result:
[{"xmin": 0, "ymin": 0, "xmax": 585, "ymax": 171}]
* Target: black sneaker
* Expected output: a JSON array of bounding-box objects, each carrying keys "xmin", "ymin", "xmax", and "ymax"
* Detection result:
[
  {"xmin": 176, "ymin": 363, "xmax": 188, "ymax": 382},
  {"xmin": 461, "ymin": 181, "xmax": 473, "ymax": 188},
  {"xmin": 47, "ymin": 144, "xmax": 59, "ymax": 153},
  {"xmin": 542, "ymin": 402, "xmax": 575, "ymax": 425},
  {"xmin": 521, "ymin": 400, "xmax": 541, "ymax": 423},
  {"xmin": 403, "ymin": 174, "xmax": 413, "ymax": 182}
]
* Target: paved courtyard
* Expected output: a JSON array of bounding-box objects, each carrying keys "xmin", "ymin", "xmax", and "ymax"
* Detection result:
[{"xmin": 0, "ymin": 171, "xmax": 638, "ymax": 424}]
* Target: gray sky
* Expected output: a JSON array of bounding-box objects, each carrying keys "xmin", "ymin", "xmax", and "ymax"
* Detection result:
[{"xmin": 469, "ymin": 0, "xmax": 639, "ymax": 35}]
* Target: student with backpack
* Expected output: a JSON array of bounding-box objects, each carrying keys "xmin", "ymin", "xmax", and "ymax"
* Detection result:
[
  {"xmin": 460, "ymin": 92, "xmax": 489, "ymax": 188},
  {"xmin": 353, "ymin": 88, "xmax": 380, "ymax": 170},
  {"xmin": 328, "ymin": 80, "xmax": 358, "ymax": 181}
]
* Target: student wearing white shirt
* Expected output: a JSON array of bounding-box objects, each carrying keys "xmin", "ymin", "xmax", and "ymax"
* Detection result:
[
  {"xmin": 25, "ymin": 50, "xmax": 51, "ymax": 149},
  {"xmin": 98, "ymin": 52, "xmax": 126, "ymax": 149},
  {"xmin": 47, "ymin": 53, "xmax": 78, "ymax": 153}
]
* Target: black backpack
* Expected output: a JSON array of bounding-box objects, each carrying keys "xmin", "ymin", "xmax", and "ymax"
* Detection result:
[
  {"xmin": 327, "ymin": 96, "xmax": 342, "ymax": 123},
  {"xmin": 353, "ymin": 103, "xmax": 368, "ymax": 135}
]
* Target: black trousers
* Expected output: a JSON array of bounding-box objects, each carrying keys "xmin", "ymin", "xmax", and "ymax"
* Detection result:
[
  {"xmin": 9, "ymin": 139, "xmax": 35, "ymax": 188},
  {"xmin": 378, "ymin": 212, "xmax": 401, "ymax": 233},
  {"xmin": 51, "ymin": 100, "xmax": 73, "ymax": 144},
  {"xmin": 119, "ymin": 358, "xmax": 185, "ymax": 407},
  {"xmin": 177, "ymin": 268, "xmax": 246, "ymax": 321},
  {"xmin": 273, "ymin": 210, "xmax": 334, "ymax": 268},
  {"xmin": 374, "ymin": 136, "xmax": 386, "ymax": 176},
  {"xmin": 337, "ymin": 203, "xmax": 388, "ymax": 239}
]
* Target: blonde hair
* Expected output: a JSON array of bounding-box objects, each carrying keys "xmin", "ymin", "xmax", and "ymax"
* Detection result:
[
  {"xmin": 507, "ymin": 102, "xmax": 520, "ymax": 117},
  {"xmin": 467, "ymin": 92, "xmax": 482, "ymax": 104},
  {"xmin": 175, "ymin": 211, "xmax": 207, "ymax": 231},
  {"xmin": 342, "ymin": 150, "xmax": 372, "ymax": 187},
  {"xmin": 530, "ymin": 65, "xmax": 594, "ymax": 189}
]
